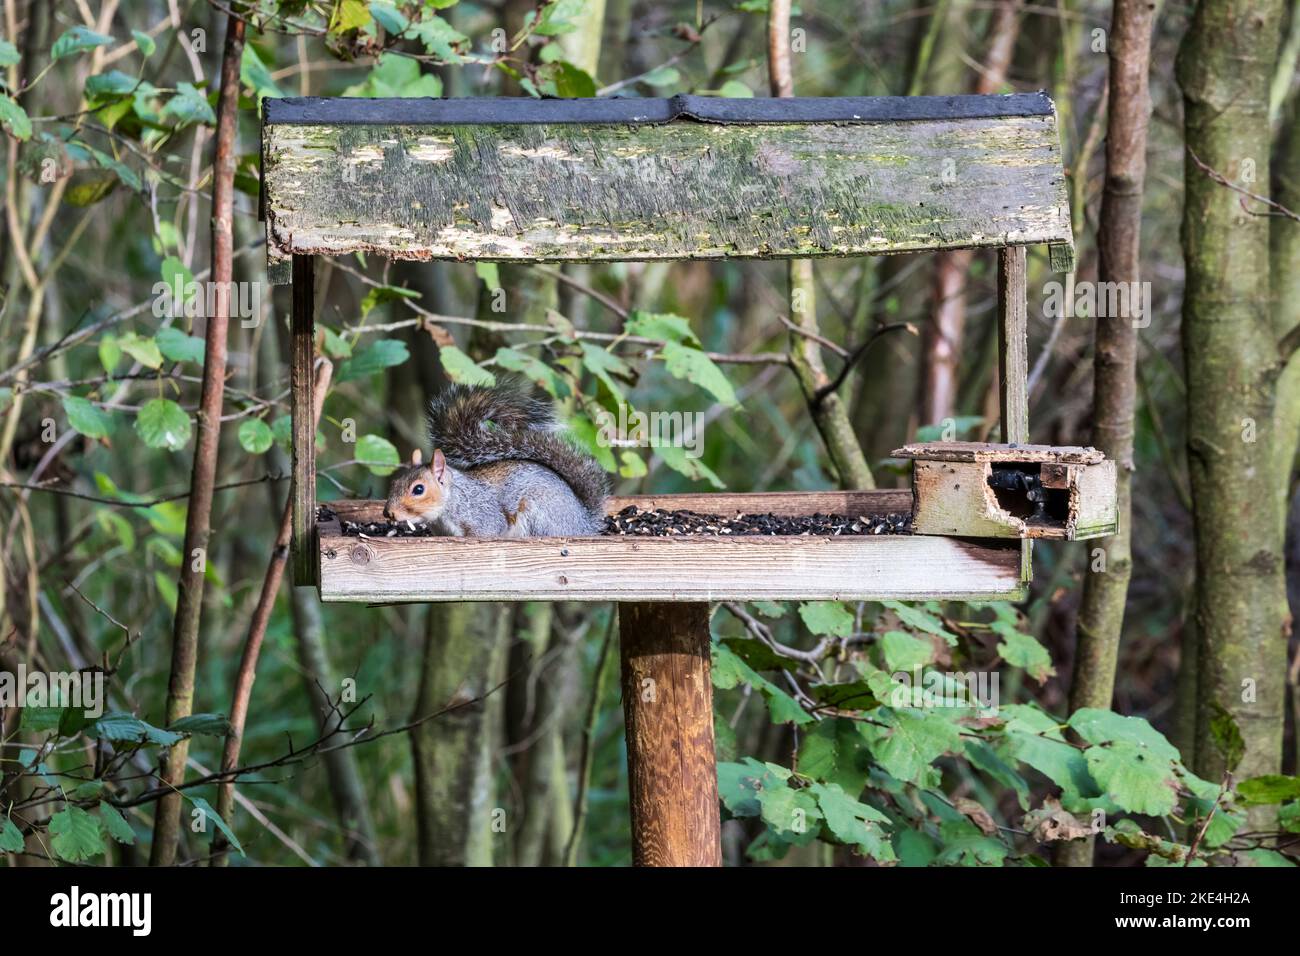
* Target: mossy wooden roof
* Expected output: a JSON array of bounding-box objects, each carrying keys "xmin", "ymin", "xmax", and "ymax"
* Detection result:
[{"xmin": 260, "ymin": 93, "xmax": 1073, "ymax": 279}]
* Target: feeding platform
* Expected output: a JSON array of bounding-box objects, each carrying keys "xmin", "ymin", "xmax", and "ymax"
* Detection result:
[
  {"xmin": 260, "ymin": 92, "xmax": 1089, "ymax": 604},
  {"xmin": 260, "ymin": 93, "xmax": 1109, "ymax": 866}
]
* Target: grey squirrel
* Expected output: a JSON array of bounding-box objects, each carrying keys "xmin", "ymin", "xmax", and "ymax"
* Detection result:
[{"xmin": 382, "ymin": 379, "xmax": 610, "ymax": 537}]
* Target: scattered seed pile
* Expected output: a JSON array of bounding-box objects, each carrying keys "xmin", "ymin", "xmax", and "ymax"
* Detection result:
[
  {"xmin": 322, "ymin": 505, "xmax": 912, "ymax": 538},
  {"xmin": 604, "ymin": 506, "xmax": 911, "ymax": 537}
]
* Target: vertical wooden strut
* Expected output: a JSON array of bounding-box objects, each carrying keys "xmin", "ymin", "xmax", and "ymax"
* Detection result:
[
  {"xmin": 997, "ymin": 246, "xmax": 1030, "ymax": 445},
  {"xmin": 290, "ymin": 254, "xmax": 316, "ymax": 586},
  {"xmin": 618, "ymin": 602, "xmax": 722, "ymax": 866},
  {"xmin": 997, "ymin": 245, "xmax": 1033, "ymax": 584}
]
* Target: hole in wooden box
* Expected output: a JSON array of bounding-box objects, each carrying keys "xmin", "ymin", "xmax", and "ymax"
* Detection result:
[{"xmin": 987, "ymin": 464, "xmax": 1070, "ymax": 530}]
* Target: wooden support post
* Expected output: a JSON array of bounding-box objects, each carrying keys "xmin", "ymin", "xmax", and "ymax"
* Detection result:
[
  {"xmin": 997, "ymin": 245, "xmax": 1033, "ymax": 583},
  {"xmin": 996, "ymin": 246, "xmax": 1029, "ymax": 444},
  {"xmin": 290, "ymin": 254, "xmax": 316, "ymax": 586},
  {"xmin": 617, "ymin": 602, "xmax": 722, "ymax": 867}
]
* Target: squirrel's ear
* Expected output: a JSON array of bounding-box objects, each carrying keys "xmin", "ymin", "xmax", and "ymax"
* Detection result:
[
  {"xmin": 432, "ymin": 448, "xmax": 446, "ymax": 481},
  {"xmin": 411, "ymin": 448, "xmax": 423, "ymax": 465}
]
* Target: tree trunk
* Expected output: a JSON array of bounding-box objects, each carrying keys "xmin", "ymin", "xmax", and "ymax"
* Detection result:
[
  {"xmin": 1177, "ymin": 0, "xmax": 1288, "ymax": 829},
  {"xmin": 1058, "ymin": 0, "xmax": 1155, "ymax": 868},
  {"xmin": 151, "ymin": 11, "xmax": 245, "ymax": 867},
  {"xmin": 411, "ymin": 603, "xmax": 511, "ymax": 865},
  {"xmin": 769, "ymin": 0, "xmax": 874, "ymax": 489}
]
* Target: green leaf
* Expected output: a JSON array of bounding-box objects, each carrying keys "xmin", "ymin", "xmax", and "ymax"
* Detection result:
[
  {"xmin": 328, "ymin": 0, "xmax": 373, "ymax": 34},
  {"xmin": 798, "ymin": 601, "xmax": 854, "ymax": 637},
  {"xmin": 85, "ymin": 70, "xmax": 140, "ymax": 100},
  {"xmin": 535, "ymin": 0, "xmax": 585, "ymax": 36},
  {"xmin": 343, "ymin": 53, "xmax": 442, "ymax": 97},
  {"xmin": 1237, "ymin": 774, "xmax": 1300, "ymax": 806},
  {"xmin": 641, "ymin": 65, "xmax": 681, "ymax": 88},
  {"xmin": 494, "ymin": 346, "xmax": 569, "ymax": 398},
  {"xmin": 356, "ymin": 433, "xmax": 401, "ymax": 475},
  {"xmin": 63, "ymin": 395, "xmax": 114, "ymax": 439},
  {"xmin": 1084, "ymin": 741, "xmax": 1178, "ymax": 816},
  {"xmin": 155, "ymin": 326, "xmax": 205, "ymax": 364},
  {"xmin": 798, "ymin": 717, "xmax": 872, "ymax": 795},
  {"xmin": 475, "ymin": 261, "xmax": 500, "ymax": 289},
  {"xmin": 812, "ymin": 782, "xmax": 895, "ymax": 861},
  {"xmin": 0, "ymin": 815, "xmax": 23, "ymax": 852},
  {"xmin": 136, "ymin": 398, "xmax": 192, "ymax": 451},
  {"xmin": 185, "ymin": 794, "xmax": 244, "ymax": 855},
  {"xmin": 0, "ymin": 95, "xmax": 30, "ymax": 141},
  {"xmin": 52, "ymin": 26, "xmax": 114, "ymax": 60},
  {"xmin": 0, "ymin": 38, "xmax": 19, "ymax": 67},
  {"xmin": 881, "ymin": 630, "xmax": 934, "ymax": 672},
  {"xmin": 320, "ymin": 326, "xmax": 353, "ymax": 359},
  {"xmin": 369, "ymin": 1, "xmax": 410, "ymax": 34},
  {"xmin": 20, "ymin": 706, "xmax": 64, "ymax": 731},
  {"xmin": 566, "ymin": 413, "xmax": 616, "ymax": 471},
  {"xmin": 758, "ymin": 783, "xmax": 821, "ymax": 841},
  {"xmin": 656, "ymin": 444, "xmax": 724, "ymax": 488},
  {"xmin": 98, "ymin": 801, "xmax": 135, "ymax": 844},
  {"xmin": 49, "ymin": 806, "xmax": 106, "ymax": 862},
  {"xmin": 1067, "ymin": 708, "xmax": 1180, "ymax": 762},
  {"xmin": 337, "ymin": 338, "xmax": 410, "ymax": 382},
  {"xmin": 626, "ymin": 310, "xmax": 700, "ymax": 346},
  {"xmin": 863, "ymin": 708, "xmax": 962, "ymax": 783},
  {"xmin": 160, "ymin": 82, "xmax": 216, "ymax": 127},
  {"xmin": 359, "ymin": 282, "xmax": 420, "ymax": 317},
  {"xmin": 168, "ymin": 713, "xmax": 232, "ymax": 736},
  {"xmin": 117, "ymin": 331, "xmax": 163, "ymax": 368},
  {"xmin": 89, "ymin": 712, "xmax": 182, "ymax": 747},
  {"xmin": 711, "ymin": 644, "xmax": 811, "ymax": 725},
  {"xmin": 579, "ymin": 342, "xmax": 633, "ymax": 400},
  {"xmin": 718, "ymin": 757, "xmax": 781, "ymax": 818},
  {"xmin": 131, "ymin": 29, "xmax": 156, "ymax": 58},
  {"xmin": 935, "ymin": 818, "xmax": 1008, "ymax": 866},
  {"xmin": 536, "ymin": 60, "xmax": 596, "ymax": 98},
  {"xmin": 407, "ymin": 15, "xmax": 468, "ymax": 61},
  {"xmin": 718, "ymin": 79, "xmax": 753, "ymax": 98},
  {"xmin": 98, "ymin": 334, "xmax": 122, "ymax": 374},
  {"xmin": 660, "ymin": 342, "xmax": 738, "ymax": 407},
  {"xmin": 65, "ymin": 171, "xmax": 117, "ymax": 206},
  {"xmin": 240, "ymin": 44, "xmax": 283, "ymax": 101},
  {"xmin": 994, "ymin": 623, "xmax": 1055, "ymax": 681},
  {"xmin": 237, "ymin": 418, "xmax": 274, "ymax": 455},
  {"xmin": 882, "ymin": 601, "xmax": 957, "ymax": 646},
  {"xmin": 438, "ymin": 345, "xmax": 496, "ymax": 386}
]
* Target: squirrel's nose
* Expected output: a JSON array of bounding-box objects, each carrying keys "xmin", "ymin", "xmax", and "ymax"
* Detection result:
[{"xmin": 382, "ymin": 504, "xmax": 393, "ymax": 521}]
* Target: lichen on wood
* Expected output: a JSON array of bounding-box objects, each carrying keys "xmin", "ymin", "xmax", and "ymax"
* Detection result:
[{"xmin": 262, "ymin": 116, "xmax": 1073, "ymax": 274}]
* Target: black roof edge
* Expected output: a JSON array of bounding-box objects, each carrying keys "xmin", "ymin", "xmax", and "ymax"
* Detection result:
[{"xmin": 262, "ymin": 92, "xmax": 1054, "ymax": 126}]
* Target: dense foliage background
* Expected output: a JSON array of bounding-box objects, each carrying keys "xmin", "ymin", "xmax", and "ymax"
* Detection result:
[{"xmin": 1, "ymin": 0, "xmax": 1297, "ymax": 867}]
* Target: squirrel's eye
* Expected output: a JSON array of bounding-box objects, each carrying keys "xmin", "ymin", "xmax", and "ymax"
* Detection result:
[{"xmin": 411, "ymin": 483, "xmax": 425, "ymax": 496}]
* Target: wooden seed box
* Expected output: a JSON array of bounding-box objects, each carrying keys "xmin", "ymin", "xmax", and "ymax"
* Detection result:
[{"xmin": 893, "ymin": 441, "xmax": 1118, "ymax": 540}]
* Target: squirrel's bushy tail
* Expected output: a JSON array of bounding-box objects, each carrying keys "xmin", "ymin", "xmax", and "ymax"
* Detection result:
[{"xmin": 429, "ymin": 379, "xmax": 611, "ymax": 514}]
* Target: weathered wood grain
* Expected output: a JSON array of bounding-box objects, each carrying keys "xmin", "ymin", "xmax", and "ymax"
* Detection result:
[
  {"xmin": 997, "ymin": 245, "xmax": 1030, "ymax": 445},
  {"xmin": 326, "ymin": 489, "xmax": 914, "ymax": 524},
  {"xmin": 290, "ymin": 254, "xmax": 316, "ymax": 586},
  {"xmin": 893, "ymin": 441, "xmax": 1104, "ymax": 464},
  {"xmin": 618, "ymin": 602, "xmax": 721, "ymax": 867},
  {"xmin": 262, "ymin": 112, "xmax": 1072, "ymax": 273},
  {"xmin": 316, "ymin": 526, "xmax": 1026, "ymax": 603},
  {"xmin": 906, "ymin": 457, "xmax": 1118, "ymax": 540}
]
